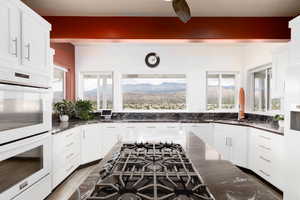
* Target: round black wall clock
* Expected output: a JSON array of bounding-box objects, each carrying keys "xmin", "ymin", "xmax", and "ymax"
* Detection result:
[{"xmin": 145, "ymin": 52, "xmax": 160, "ymax": 68}]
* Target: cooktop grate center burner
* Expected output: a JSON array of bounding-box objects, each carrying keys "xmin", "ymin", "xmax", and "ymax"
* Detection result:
[{"xmin": 87, "ymin": 142, "xmax": 215, "ymax": 200}]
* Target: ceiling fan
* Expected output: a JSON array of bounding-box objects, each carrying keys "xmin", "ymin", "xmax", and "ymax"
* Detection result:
[{"xmin": 169, "ymin": 0, "xmax": 192, "ymax": 23}]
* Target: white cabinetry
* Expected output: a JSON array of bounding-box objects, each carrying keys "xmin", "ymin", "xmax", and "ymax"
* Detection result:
[
  {"xmin": 214, "ymin": 124, "xmax": 248, "ymax": 168},
  {"xmin": 0, "ymin": 0, "xmax": 20, "ymax": 68},
  {"xmin": 183, "ymin": 123, "xmax": 214, "ymax": 146},
  {"xmin": 52, "ymin": 128, "xmax": 81, "ymax": 188},
  {"xmin": 99, "ymin": 124, "xmax": 122, "ymax": 157},
  {"xmin": 272, "ymin": 45, "xmax": 289, "ymax": 98},
  {"xmin": 81, "ymin": 124, "xmax": 121, "ymax": 165},
  {"xmin": 0, "ymin": 0, "xmax": 51, "ymax": 87},
  {"xmin": 248, "ymin": 128, "xmax": 283, "ymax": 190},
  {"xmin": 81, "ymin": 124, "xmax": 102, "ymax": 165}
]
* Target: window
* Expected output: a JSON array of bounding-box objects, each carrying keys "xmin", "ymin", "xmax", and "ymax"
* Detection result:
[
  {"xmin": 82, "ymin": 72, "xmax": 113, "ymax": 110},
  {"xmin": 250, "ymin": 65, "xmax": 280, "ymax": 112},
  {"xmin": 53, "ymin": 66, "xmax": 67, "ymax": 103},
  {"xmin": 122, "ymin": 74, "xmax": 186, "ymax": 110},
  {"xmin": 206, "ymin": 72, "xmax": 237, "ymax": 110}
]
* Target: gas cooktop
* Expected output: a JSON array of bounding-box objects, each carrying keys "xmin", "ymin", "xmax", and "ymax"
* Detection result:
[{"xmin": 87, "ymin": 142, "xmax": 215, "ymax": 200}]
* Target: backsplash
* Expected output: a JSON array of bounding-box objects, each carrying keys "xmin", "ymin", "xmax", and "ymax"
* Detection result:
[{"xmin": 94, "ymin": 112, "xmax": 238, "ymax": 121}]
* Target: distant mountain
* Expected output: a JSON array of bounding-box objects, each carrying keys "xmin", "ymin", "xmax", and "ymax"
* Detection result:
[{"xmin": 122, "ymin": 82, "xmax": 186, "ymax": 94}]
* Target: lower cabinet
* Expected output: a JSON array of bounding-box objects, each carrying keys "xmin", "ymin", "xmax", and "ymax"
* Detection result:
[
  {"xmin": 249, "ymin": 128, "xmax": 284, "ymax": 190},
  {"xmin": 81, "ymin": 124, "xmax": 122, "ymax": 165},
  {"xmin": 52, "ymin": 127, "xmax": 81, "ymax": 189},
  {"xmin": 183, "ymin": 123, "xmax": 214, "ymax": 146},
  {"xmin": 214, "ymin": 124, "xmax": 248, "ymax": 168}
]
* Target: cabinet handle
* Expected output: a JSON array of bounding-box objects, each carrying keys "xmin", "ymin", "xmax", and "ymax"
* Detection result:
[
  {"xmin": 167, "ymin": 126, "xmax": 176, "ymax": 128},
  {"xmin": 83, "ymin": 130, "xmax": 86, "ymax": 139},
  {"xmin": 12, "ymin": 38, "xmax": 18, "ymax": 57},
  {"xmin": 25, "ymin": 43, "xmax": 30, "ymax": 61},
  {"xmin": 259, "ymin": 135, "xmax": 271, "ymax": 140},
  {"xmin": 126, "ymin": 126, "xmax": 135, "ymax": 128},
  {"xmin": 66, "ymin": 133, "xmax": 73, "ymax": 138},
  {"xmin": 259, "ymin": 170, "xmax": 271, "ymax": 177},
  {"xmin": 259, "ymin": 156, "xmax": 271, "ymax": 163},
  {"xmin": 106, "ymin": 126, "xmax": 116, "ymax": 128},
  {"xmin": 147, "ymin": 126, "xmax": 156, "ymax": 129},
  {"xmin": 66, "ymin": 153, "xmax": 74, "ymax": 159},
  {"xmin": 258, "ymin": 145, "xmax": 271, "ymax": 151},
  {"xmin": 225, "ymin": 137, "xmax": 228, "ymax": 146},
  {"xmin": 66, "ymin": 142, "xmax": 74, "ymax": 148},
  {"xmin": 15, "ymin": 72, "xmax": 30, "ymax": 79},
  {"xmin": 229, "ymin": 138, "xmax": 233, "ymax": 147},
  {"xmin": 19, "ymin": 181, "xmax": 28, "ymax": 190}
]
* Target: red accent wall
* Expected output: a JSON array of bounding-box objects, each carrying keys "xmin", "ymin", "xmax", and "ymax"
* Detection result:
[
  {"xmin": 50, "ymin": 43, "xmax": 76, "ymax": 100},
  {"xmin": 44, "ymin": 17, "xmax": 291, "ymax": 41}
]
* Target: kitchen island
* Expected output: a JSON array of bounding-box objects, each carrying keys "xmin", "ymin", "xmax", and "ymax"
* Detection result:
[{"xmin": 67, "ymin": 132, "xmax": 281, "ymax": 200}]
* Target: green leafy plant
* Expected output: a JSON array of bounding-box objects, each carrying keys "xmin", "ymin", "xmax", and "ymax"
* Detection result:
[
  {"xmin": 53, "ymin": 100, "xmax": 75, "ymax": 116},
  {"xmin": 274, "ymin": 114, "xmax": 284, "ymax": 121},
  {"xmin": 74, "ymin": 99, "xmax": 95, "ymax": 120}
]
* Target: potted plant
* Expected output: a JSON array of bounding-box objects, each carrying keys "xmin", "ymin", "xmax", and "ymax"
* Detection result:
[
  {"xmin": 274, "ymin": 114, "xmax": 285, "ymax": 128},
  {"xmin": 53, "ymin": 100, "xmax": 75, "ymax": 122},
  {"xmin": 74, "ymin": 99, "xmax": 94, "ymax": 121}
]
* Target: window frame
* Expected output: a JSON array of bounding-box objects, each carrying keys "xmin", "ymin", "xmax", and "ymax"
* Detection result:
[
  {"xmin": 53, "ymin": 65, "xmax": 67, "ymax": 102},
  {"xmin": 206, "ymin": 71, "xmax": 239, "ymax": 112},
  {"xmin": 81, "ymin": 71, "xmax": 114, "ymax": 111},
  {"xmin": 249, "ymin": 63, "xmax": 281, "ymax": 114},
  {"xmin": 121, "ymin": 74, "xmax": 188, "ymax": 112}
]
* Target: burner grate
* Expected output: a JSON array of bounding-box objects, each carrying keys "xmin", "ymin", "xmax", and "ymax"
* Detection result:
[{"xmin": 87, "ymin": 143, "xmax": 215, "ymax": 200}]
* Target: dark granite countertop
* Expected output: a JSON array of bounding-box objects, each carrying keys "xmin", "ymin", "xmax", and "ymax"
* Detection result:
[
  {"xmin": 52, "ymin": 119, "xmax": 284, "ymax": 136},
  {"xmin": 68, "ymin": 133, "xmax": 281, "ymax": 200}
]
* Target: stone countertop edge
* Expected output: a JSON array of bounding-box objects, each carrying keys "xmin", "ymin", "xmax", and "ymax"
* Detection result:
[{"xmin": 51, "ymin": 119, "xmax": 284, "ymax": 136}]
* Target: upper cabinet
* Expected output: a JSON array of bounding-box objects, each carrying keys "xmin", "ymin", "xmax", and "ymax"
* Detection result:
[
  {"xmin": 0, "ymin": 0, "xmax": 20, "ymax": 68},
  {"xmin": 271, "ymin": 45, "xmax": 289, "ymax": 98},
  {"xmin": 0, "ymin": 0, "xmax": 51, "ymax": 87}
]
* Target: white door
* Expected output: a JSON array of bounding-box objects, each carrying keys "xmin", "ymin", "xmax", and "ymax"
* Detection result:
[
  {"xmin": 21, "ymin": 12, "xmax": 48, "ymax": 74},
  {"xmin": 185, "ymin": 123, "xmax": 214, "ymax": 146},
  {"xmin": 100, "ymin": 125, "xmax": 120, "ymax": 157},
  {"xmin": 214, "ymin": 124, "xmax": 230, "ymax": 160},
  {"xmin": 228, "ymin": 126, "xmax": 248, "ymax": 168},
  {"xmin": 81, "ymin": 124, "xmax": 101, "ymax": 164},
  {"xmin": 0, "ymin": 1, "xmax": 20, "ymax": 68}
]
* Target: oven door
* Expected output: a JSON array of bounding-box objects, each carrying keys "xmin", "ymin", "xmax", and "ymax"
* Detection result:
[
  {"xmin": 0, "ymin": 83, "xmax": 51, "ymax": 144},
  {"xmin": 0, "ymin": 133, "xmax": 51, "ymax": 200}
]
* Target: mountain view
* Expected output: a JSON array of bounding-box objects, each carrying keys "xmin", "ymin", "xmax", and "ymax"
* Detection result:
[{"xmin": 122, "ymin": 82, "xmax": 186, "ymax": 110}]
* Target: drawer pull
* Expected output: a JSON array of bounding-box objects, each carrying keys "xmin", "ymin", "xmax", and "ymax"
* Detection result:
[
  {"xmin": 259, "ymin": 170, "xmax": 271, "ymax": 177},
  {"xmin": 106, "ymin": 126, "xmax": 116, "ymax": 129},
  {"xmin": 66, "ymin": 165, "xmax": 74, "ymax": 172},
  {"xmin": 147, "ymin": 126, "xmax": 156, "ymax": 129},
  {"xmin": 259, "ymin": 156, "xmax": 271, "ymax": 163},
  {"xmin": 15, "ymin": 72, "xmax": 30, "ymax": 79},
  {"xmin": 258, "ymin": 145, "xmax": 271, "ymax": 151},
  {"xmin": 66, "ymin": 133, "xmax": 74, "ymax": 138},
  {"xmin": 126, "ymin": 126, "xmax": 135, "ymax": 128},
  {"xmin": 66, "ymin": 142, "xmax": 74, "ymax": 148},
  {"xmin": 66, "ymin": 153, "xmax": 74, "ymax": 159},
  {"xmin": 259, "ymin": 135, "xmax": 271, "ymax": 140},
  {"xmin": 167, "ymin": 126, "xmax": 176, "ymax": 128},
  {"xmin": 19, "ymin": 181, "xmax": 28, "ymax": 190}
]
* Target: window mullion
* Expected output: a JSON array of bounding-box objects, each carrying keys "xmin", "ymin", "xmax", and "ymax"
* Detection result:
[
  {"xmin": 219, "ymin": 74, "xmax": 222, "ymax": 109},
  {"xmin": 97, "ymin": 75, "xmax": 100, "ymax": 110}
]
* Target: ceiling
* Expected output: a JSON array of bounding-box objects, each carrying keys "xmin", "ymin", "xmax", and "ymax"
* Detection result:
[{"xmin": 21, "ymin": 0, "xmax": 300, "ymax": 17}]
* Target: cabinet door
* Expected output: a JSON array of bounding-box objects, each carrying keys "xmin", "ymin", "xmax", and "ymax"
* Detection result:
[
  {"xmin": 185, "ymin": 123, "xmax": 214, "ymax": 146},
  {"xmin": 81, "ymin": 124, "xmax": 101, "ymax": 164},
  {"xmin": 213, "ymin": 124, "xmax": 230, "ymax": 160},
  {"xmin": 0, "ymin": 1, "xmax": 20, "ymax": 68},
  {"xmin": 100, "ymin": 125, "xmax": 121, "ymax": 157},
  {"xmin": 123, "ymin": 124, "xmax": 138, "ymax": 142},
  {"xmin": 21, "ymin": 12, "xmax": 48, "ymax": 73},
  {"xmin": 229, "ymin": 126, "xmax": 248, "ymax": 168}
]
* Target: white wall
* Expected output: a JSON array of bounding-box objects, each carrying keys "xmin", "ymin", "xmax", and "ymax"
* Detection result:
[
  {"xmin": 75, "ymin": 42, "xmax": 287, "ymax": 112},
  {"xmin": 75, "ymin": 43, "xmax": 244, "ymax": 112}
]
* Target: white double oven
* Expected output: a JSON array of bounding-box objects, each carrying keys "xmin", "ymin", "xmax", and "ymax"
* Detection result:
[{"xmin": 0, "ymin": 82, "xmax": 52, "ymax": 200}]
